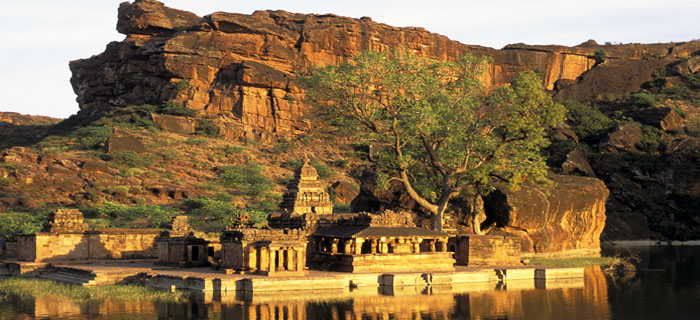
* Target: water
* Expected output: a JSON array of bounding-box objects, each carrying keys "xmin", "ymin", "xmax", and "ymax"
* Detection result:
[{"xmin": 1, "ymin": 246, "xmax": 698, "ymax": 319}]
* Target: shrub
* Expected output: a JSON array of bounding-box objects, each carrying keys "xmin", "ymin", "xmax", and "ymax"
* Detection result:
[
  {"xmin": 271, "ymin": 139, "xmax": 293, "ymax": 154},
  {"xmin": 686, "ymin": 116, "xmax": 700, "ymax": 138},
  {"xmin": 195, "ymin": 121, "xmax": 220, "ymax": 137},
  {"xmin": 594, "ymin": 49, "xmax": 607, "ymax": 65},
  {"xmin": 174, "ymin": 79, "xmax": 190, "ymax": 92},
  {"xmin": 0, "ymin": 210, "xmax": 49, "ymax": 241},
  {"xmin": 333, "ymin": 203, "xmax": 352, "ymax": 213},
  {"xmin": 160, "ymin": 100, "xmax": 198, "ymax": 117},
  {"xmin": 331, "ymin": 159, "xmax": 350, "ymax": 168},
  {"xmin": 636, "ymin": 125, "xmax": 662, "ymax": 153},
  {"xmin": 223, "ymin": 145, "xmax": 246, "ymax": 155},
  {"xmin": 630, "ymin": 92, "xmax": 658, "ymax": 107},
  {"xmin": 0, "ymin": 178, "xmax": 12, "ymax": 187},
  {"xmin": 564, "ymin": 100, "xmax": 614, "ymax": 139},
  {"xmin": 80, "ymin": 201, "xmax": 179, "ymax": 228},
  {"xmin": 185, "ymin": 138, "xmax": 208, "ymax": 146},
  {"xmin": 281, "ymin": 159, "xmax": 303, "ymax": 170},
  {"xmin": 73, "ymin": 126, "xmax": 112, "ymax": 149},
  {"xmin": 216, "ymin": 164, "xmax": 274, "ymax": 197},
  {"xmin": 309, "ymin": 158, "xmax": 332, "ymax": 179},
  {"xmin": 110, "ymin": 152, "xmax": 155, "ymax": 168},
  {"xmin": 183, "ymin": 197, "xmax": 270, "ymax": 231}
]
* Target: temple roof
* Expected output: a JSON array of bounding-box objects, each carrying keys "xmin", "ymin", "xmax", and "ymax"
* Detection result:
[{"xmin": 314, "ymin": 226, "xmax": 447, "ymax": 238}]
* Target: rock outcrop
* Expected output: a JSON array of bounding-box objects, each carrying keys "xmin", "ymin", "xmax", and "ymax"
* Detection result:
[
  {"xmin": 70, "ymin": 0, "xmax": 700, "ymax": 142},
  {"xmin": 484, "ymin": 174, "xmax": 609, "ymax": 255}
]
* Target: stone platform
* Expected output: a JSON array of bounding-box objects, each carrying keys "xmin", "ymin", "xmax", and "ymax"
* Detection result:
[{"xmin": 0, "ymin": 260, "xmax": 584, "ymax": 293}]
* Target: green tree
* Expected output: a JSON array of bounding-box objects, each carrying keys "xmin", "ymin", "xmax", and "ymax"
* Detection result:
[{"xmin": 303, "ymin": 48, "xmax": 565, "ymax": 233}]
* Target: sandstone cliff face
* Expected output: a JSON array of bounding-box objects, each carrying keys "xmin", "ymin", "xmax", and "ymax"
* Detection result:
[
  {"xmin": 70, "ymin": 0, "xmax": 699, "ymax": 141},
  {"xmin": 484, "ymin": 174, "xmax": 609, "ymax": 255}
]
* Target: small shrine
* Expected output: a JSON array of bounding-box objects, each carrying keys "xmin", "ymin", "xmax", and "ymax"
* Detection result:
[
  {"xmin": 280, "ymin": 154, "xmax": 333, "ymax": 216},
  {"xmin": 220, "ymin": 228, "xmax": 307, "ymax": 276},
  {"xmin": 156, "ymin": 216, "xmax": 210, "ymax": 267}
]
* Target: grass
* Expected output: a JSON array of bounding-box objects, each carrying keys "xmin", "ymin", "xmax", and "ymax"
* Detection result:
[
  {"xmin": 0, "ymin": 278, "xmax": 184, "ymax": 303},
  {"xmin": 527, "ymin": 256, "xmax": 621, "ymax": 268}
]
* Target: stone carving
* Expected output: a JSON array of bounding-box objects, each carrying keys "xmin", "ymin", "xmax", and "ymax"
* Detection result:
[{"xmin": 42, "ymin": 208, "xmax": 88, "ymax": 233}]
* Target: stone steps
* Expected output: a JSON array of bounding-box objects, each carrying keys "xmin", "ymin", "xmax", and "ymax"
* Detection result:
[{"xmin": 39, "ymin": 270, "xmax": 96, "ymax": 285}]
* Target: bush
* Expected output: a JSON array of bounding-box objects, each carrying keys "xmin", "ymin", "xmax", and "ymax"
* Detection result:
[
  {"xmin": 309, "ymin": 158, "xmax": 332, "ymax": 179},
  {"xmin": 73, "ymin": 126, "xmax": 112, "ymax": 149},
  {"xmin": 331, "ymin": 159, "xmax": 350, "ymax": 168},
  {"xmin": 185, "ymin": 138, "xmax": 208, "ymax": 146},
  {"xmin": 174, "ymin": 79, "xmax": 190, "ymax": 92},
  {"xmin": 109, "ymin": 152, "xmax": 155, "ymax": 168},
  {"xmin": 223, "ymin": 145, "xmax": 246, "ymax": 155},
  {"xmin": 686, "ymin": 116, "xmax": 700, "ymax": 138},
  {"xmin": 630, "ymin": 92, "xmax": 658, "ymax": 107},
  {"xmin": 594, "ymin": 49, "xmax": 607, "ymax": 65},
  {"xmin": 80, "ymin": 202, "xmax": 179, "ymax": 229},
  {"xmin": 195, "ymin": 121, "xmax": 220, "ymax": 137},
  {"xmin": 281, "ymin": 159, "xmax": 303, "ymax": 170},
  {"xmin": 0, "ymin": 178, "xmax": 12, "ymax": 187},
  {"xmin": 0, "ymin": 210, "xmax": 49, "ymax": 241},
  {"xmin": 636, "ymin": 125, "xmax": 662, "ymax": 153},
  {"xmin": 183, "ymin": 197, "xmax": 270, "ymax": 231},
  {"xmin": 160, "ymin": 100, "xmax": 198, "ymax": 117},
  {"xmin": 271, "ymin": 139, "xmax": 293, "ymax": 154},
  {"xmin": 216, "ymin": 164, "xmax": 274, "ymax": 197},
  {"xmin": 564, "ymin": 100, "xmax": 614, "ymax": 139}
]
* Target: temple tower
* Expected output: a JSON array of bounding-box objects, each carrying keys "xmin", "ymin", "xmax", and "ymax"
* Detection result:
[{"xmin": 280, "ymin": 154, "xmax": 333, "ymax": 216}]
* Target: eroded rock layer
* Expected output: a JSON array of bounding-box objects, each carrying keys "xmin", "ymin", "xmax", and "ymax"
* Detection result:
[{"xmin": 70, "ymin": 0, "xmax": 700, "ymax": 141}]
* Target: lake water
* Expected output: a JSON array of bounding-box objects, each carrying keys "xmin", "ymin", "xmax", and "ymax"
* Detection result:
[{"xmin": 1, "ymin": 245, "xmax": 698, "ymax": 319}]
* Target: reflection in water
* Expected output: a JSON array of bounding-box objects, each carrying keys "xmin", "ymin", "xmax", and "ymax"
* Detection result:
[
  {"xmin": 3, "ymin": 247, "xmax": 699, "ymax": 320},
  {"xmin": 0, "ymin": 267, "xmax": 610, "ymax": 320}
]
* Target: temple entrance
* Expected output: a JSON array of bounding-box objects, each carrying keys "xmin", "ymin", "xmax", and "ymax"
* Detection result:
[{"xmin": 191, "ymin": 246, "xmax": 200, "ymax": 261}]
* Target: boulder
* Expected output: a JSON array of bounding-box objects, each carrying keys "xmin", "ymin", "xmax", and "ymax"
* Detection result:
[
  {"xmin": 105, "ymin": 129, "xmax": 145, "ymax": 153},
  {"xmin": 599, "ymin": 124, "xmax": 643, "ymax": 152},
  {"xmin": 330, "ymin": 181, "xmax": 359, "ymax": 205},
  {"xmin": 561, "ymin": 148, "xmax": 596, "ymax": 177},
  {"xmin": 635, "ymin": 107, "xmax": 683, "ymax": 131},
  {"xmin": 484, "ymin": 174, "xmax": 609, "ymax": 255},
  {"xmin": 152, "ymin": 113, "xmax": 196, "ymax": 135}
]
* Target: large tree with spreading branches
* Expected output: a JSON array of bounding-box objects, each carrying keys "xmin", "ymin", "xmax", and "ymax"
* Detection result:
[{"xmin": 302, "ymin": 48, "xmax": 565, "ymax": 233}]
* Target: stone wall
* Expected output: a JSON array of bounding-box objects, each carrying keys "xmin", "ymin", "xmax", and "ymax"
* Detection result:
[
  {"xmin": 18, "ymin": 229, "xmax": 159, "ymax": 262},
  {"xmin": 311, "ymin": 252, "xmax": 455, "ymax": 273},
  {"xmin": 451, "ymin": 235, "xmax": 522, "ymax": 266}
]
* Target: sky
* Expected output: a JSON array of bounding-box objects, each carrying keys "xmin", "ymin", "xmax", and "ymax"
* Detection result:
[{"xmin": 1, "ymin": 0, "xmax": 699, "ymax": 119}]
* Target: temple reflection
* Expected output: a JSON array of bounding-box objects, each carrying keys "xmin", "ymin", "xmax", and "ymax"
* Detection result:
[{"xmin": 7, "ymin": 267, "xmax": 610, "ymax": 320}]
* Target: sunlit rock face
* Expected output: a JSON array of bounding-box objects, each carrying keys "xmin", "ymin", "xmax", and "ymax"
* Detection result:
[
  {"xmin": 69, "ymin": 0, "xmax": 700, "ymax": 141},
  {"xmin": 485, "ymin": 174, "xmax": 609, "ymax": 256}
]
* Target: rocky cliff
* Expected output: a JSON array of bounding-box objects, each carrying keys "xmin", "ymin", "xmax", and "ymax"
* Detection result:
[{"xmin": 70, "ymin": 0, "xmax": 700, "ymax": 141}]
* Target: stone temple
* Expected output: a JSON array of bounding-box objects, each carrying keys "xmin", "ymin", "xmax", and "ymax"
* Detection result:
[{"xmin": 279, "ymin": 154, "xmax": 333, "ymax": 216}]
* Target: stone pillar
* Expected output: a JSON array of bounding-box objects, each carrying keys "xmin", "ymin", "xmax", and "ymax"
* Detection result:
[
  {"xmin": 354, "ymin": 238, "xmax": 364, "ymax": 255},
  {"xmin": 269, "ymin": 248, "xmax": 277, "ymax": 273},
  {"xmin": 296, "ymin": 248, "xmax": 304, "ymax": 272},
  {"xmin": 260, "ymin": 247, "xmax": 269, "ymax": 271},
  {"xmin": 286, "ymin": 248, "xmax": 293, "ymax": 271},
  {"xmin": 438, "ymin": 238, "xmax": 448, "ymax": 252},
  {"xmin": 343, "ymin": 240, "xmax": 352, "ymax": 254},
  {"xmin": 429, "ymin": 240, "xmax": 436, "ymax": 253},
  {"xmin": 331, "ymin": 239, "xmax": 339, "ymax": 254},
  {"xmin": 379, "ymin": 237, "xmax": 388, "ymax": 254},
  {"xmin": 370, "ymin": 239, "xmax": 377, "ymax": 254},
  {"xmin": 412, "ymin": 238, "xmax": 422, "ymax": 253}
]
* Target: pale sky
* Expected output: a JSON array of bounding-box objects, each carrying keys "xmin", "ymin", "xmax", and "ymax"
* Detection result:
[{"xmin": 1, "ymin": 0, "xmax": 699, "ymax": 118}]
